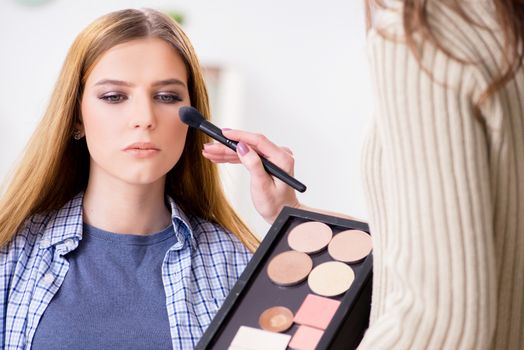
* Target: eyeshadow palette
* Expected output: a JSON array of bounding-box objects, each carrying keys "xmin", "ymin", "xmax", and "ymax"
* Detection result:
[{"xmin": 196, "ymin": 207, "xmax": 373, "ymax": 350}]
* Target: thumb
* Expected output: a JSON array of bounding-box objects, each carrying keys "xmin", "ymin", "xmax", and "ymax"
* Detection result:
[{"xmin": 237, "ymin": 141, "xmax": 273, "ymax": 187}]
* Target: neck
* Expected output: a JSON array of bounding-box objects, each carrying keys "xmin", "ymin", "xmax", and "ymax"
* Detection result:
[{"xmin": 82, "ymin": 175, "xmax": 172, "ymax": 236}]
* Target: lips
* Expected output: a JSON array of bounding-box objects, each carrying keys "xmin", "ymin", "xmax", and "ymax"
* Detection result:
[
  {"xmin": 123, "ymin": 142, "xmax": 160, "ymax": 151},
  {"xmin": 123, "ymin": 142, "xmax": 161, "ymax": 158}
]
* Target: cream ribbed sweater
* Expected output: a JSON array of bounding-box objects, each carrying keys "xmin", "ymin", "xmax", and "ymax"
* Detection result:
[{"xmin": 360, "ymin": 2, "xmax": 524, "ymax": 349}]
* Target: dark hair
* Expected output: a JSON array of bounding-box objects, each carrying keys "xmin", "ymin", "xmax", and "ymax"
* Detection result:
[{"xmin": 365, "ymin": 0, "xmax": 524, "ymax": 102}]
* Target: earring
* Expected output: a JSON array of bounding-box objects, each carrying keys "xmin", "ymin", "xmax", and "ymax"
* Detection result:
[{"xmin": 73, "ymin": 129, "xmax": 83, "ymax": 140}]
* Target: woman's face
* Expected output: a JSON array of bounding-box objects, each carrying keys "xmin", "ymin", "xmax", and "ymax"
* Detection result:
[{"xmin": 80, "ymin": 38, "xmax": 190, "ymax": 188}]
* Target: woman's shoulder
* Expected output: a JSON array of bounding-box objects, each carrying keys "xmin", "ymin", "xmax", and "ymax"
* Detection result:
[
  {"xmin": 0, "ymin": 211, "xmax": 55, "ymax": 269},
  {"xmin": 2, "ymin": 194, "xmax": 83, "ymax": 256},
  {"xmin": 190, "ymin": 216, "xmax": 247, "ymax": 250},
  {"xmin": 188, "ymin": 216, "xmax": 253, "ymax": 273},
  {"xmin": 369, "ymin": 1, "xmax": 500, "ymax": 67},
  {"xmin": 15, "ymin": 211, "xmax": 49, "ymax": 240}
]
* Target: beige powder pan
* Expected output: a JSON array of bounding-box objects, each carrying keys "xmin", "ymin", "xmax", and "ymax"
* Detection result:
[
  {"xmin": 308, "ymin": 261, "xmax": 355, "ymax": 297},
  {"xmin": 287, "ymin": 221, "xmax": 333, "ymax": 254},
  {"xmin": 328, "ymin": 230, "xmax": 372, "ymax": 263},
  {"xmin": 267, "ymin": 250, "xmax": 313, "ymax": 286}
]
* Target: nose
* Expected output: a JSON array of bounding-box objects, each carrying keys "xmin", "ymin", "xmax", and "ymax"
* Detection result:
[{"xmin": 129, "ymin": 95, "xmax": 156, "ymax": 130}]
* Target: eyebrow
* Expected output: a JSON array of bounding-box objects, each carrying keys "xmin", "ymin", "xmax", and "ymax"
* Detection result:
[
  {"xmin": 94, "ymin": 78, "xmax": 186, "ymax": 88},
  {"xmin": 152, "ymin": 79, "xmax": 187, "ymax": 88}
]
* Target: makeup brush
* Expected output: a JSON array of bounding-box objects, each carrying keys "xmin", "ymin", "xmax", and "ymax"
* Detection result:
[{"xmin": 179, "ymin": 106, "xmax": 307, "ymax": 193}]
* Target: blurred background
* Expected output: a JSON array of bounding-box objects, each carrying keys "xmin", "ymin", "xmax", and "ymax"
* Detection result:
[{"xmin": 0, "ymin": 0, "xmax": 373, "ymax": 237}]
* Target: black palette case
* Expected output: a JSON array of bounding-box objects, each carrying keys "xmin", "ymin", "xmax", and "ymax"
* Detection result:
[{"xmin": 196, "ymin": 207, "xmax": 373, "ymax": 350}]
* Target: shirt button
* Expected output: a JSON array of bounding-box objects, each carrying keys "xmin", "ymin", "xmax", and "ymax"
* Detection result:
[
  {"xmin": 64, "ymin": 238, "xmax": 75, "ymax": 248},
  {"xmin": 43, "ymin": 273, "xmax": 54, "ymax": 284}
]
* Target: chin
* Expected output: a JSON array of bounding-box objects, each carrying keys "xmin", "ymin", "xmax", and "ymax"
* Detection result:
[{"xmin": 119, "ymin": 169, "xmax": 168, "ymax": 187}]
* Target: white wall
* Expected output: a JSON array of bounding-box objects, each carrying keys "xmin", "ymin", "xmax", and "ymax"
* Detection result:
[{"xmin": 0, "ymin": 0, "xmax": 373, "ymax": 237}]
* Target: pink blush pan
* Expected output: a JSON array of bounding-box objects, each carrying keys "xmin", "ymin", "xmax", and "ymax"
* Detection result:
[
  {"xmin": 293, "ymin": 294, "xmax": 341, "ymax": 330},
  {"xmin": 288, "ymin": 325, "xmax": 324, "ymax": 350}
]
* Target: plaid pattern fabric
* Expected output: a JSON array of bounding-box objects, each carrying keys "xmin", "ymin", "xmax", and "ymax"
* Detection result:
[{"xmin": 1, "ymin": 192, "xmax": 252, "ymax": 349}]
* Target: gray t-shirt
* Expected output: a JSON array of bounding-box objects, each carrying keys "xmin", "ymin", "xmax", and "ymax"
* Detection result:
[{"xmin": 32, "ymin": 223, "xmax": 177, "ymax": 349}]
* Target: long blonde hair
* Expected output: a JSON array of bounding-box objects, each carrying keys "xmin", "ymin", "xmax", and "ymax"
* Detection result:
[{"xmin": 0, "ymin": 8, "xmax": 259, "ymax": 252}]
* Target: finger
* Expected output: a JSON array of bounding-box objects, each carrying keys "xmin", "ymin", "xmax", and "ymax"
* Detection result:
[
  {"xmin": 202, "ymin": 143, "xmax": 240, "ymax": 163},
  {"xmin": 202, "ymin": 144, "xmax": 241, "ymax": 163},
  {"xmin": 222, "ymin": 130, "xmax": 281, "ymax": 155},
  {"xmin": 281, "ymin": 146, "xmax": 293, "ymax": 156},
  {"xmin": 236, "ymin": 141, "xmax": 275, "ymax": 189},
  {"xmin": 223, "ymin": 130, "xmax": 294, "ymax": 171},
  {"xmin": 202, "ymin": 152, "xmax": 240, "ymax": 164},
  {"xmin": 203, "ymin": 142, "xmax": 237, "ymax": 157}
]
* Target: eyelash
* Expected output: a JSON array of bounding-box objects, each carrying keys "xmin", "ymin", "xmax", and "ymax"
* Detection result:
[
  {"xmin": 99, "ymin": 92, "xmax": 183, "ymax": 104},
  {"xmin": 155, "ymin": 93, "xmax": 183, "ymax": 104}
]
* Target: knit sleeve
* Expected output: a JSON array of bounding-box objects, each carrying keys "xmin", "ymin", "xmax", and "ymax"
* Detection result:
[{"xmin": 358, "ymin": 28, "xmax": 497, "ymax": 349}]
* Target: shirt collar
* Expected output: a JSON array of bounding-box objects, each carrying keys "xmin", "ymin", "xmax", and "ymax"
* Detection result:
[
  {"xmin": 40, "ymin": 192, "xmax": 84, "ymax": 249},
  {"xmin": 166, "ymin": 195, "xmax": 195, "ymax": 241},
  {"xmin": 39, "ymin": 192, "xmax": 195, "ymax": 249}
]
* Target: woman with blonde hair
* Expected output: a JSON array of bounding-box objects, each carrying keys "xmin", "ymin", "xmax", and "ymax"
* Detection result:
[
  {"xmin": 205, "ymin": 0, "xmax": 524, "ymax": 348},
  {"xmin": 0, "ymin": 8, "xmax": 258, "ymax": 349}
]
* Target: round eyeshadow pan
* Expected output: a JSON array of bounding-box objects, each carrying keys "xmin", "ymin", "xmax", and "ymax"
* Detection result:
[
  {"xmin": 308, "ymin": 261, "xmax": 355, "ymax": 297},
  {"xmin": 267, "ymin": 250, "xmax": 313, "ymax": 286},
  {"xmin": 258, "ymin": 306, "xmax": 294, "ymax": 333},
  {"xmin": 287, "ymin": 221, "xmax": 333, "ymax": 254},
  {"xmin": 328, "ymin": 230, "xmax": 372, "ymax": 263}
]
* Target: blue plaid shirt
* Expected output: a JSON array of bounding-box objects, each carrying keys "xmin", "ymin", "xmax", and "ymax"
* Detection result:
[{"xmin": 1, "ymin": 192, "xmax": 252, "ymax": 349}]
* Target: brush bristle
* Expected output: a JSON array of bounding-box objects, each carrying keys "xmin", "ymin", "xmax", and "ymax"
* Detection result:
[{"xmin": 179, "ymin": 106, "xmax": 204, "ymax": 128}]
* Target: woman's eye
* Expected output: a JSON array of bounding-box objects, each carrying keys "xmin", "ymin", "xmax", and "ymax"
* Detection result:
[
  {"xmin": 100, "ymin": 93, "xmax": 127, "ymax": 104},
  {"xmin": 155, "ymin": 93, "xmax": 182, "ymax": 104}
]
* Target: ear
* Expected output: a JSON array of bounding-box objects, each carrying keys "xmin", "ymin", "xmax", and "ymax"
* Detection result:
[
  {"xmin": 72, "ymin": 117, "xmax": 85, "ymax": 140},
  {"xmin": 75, "ymin": 122, "xmax": 85, "ymax": 136},
  {"xmin": 75, "ymin": 109, "xmax": 85, "ymax": 135}
]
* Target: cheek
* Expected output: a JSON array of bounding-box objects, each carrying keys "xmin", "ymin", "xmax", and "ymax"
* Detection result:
[
  {"xmin": 81, "ymin": 98, "xmax": 121, "ymax": 139},
  {"xmin": 161, "ymin": 119, "xmax": 189, "ymax": 164},
  {"xmin": 81, "ymin": 98, "xmax": 123, "ymax": 159},
  {"xmin": 168, "ymin": 121, "xmax": 189, "ymax": 151}
]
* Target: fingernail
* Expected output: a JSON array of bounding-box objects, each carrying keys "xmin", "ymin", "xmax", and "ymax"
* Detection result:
[
  {"xmin": 222, "ymin": 128, "xmax": 232, "ymax": 131},
  {"xmin": 237, "ymin": 142, "xmax": 249, "ymax": 156}
]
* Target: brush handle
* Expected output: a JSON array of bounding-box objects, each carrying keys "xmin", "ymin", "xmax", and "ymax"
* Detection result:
[{"xmin": 199, "ymin": 120, "xmax": 307, "ymax": 193}]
